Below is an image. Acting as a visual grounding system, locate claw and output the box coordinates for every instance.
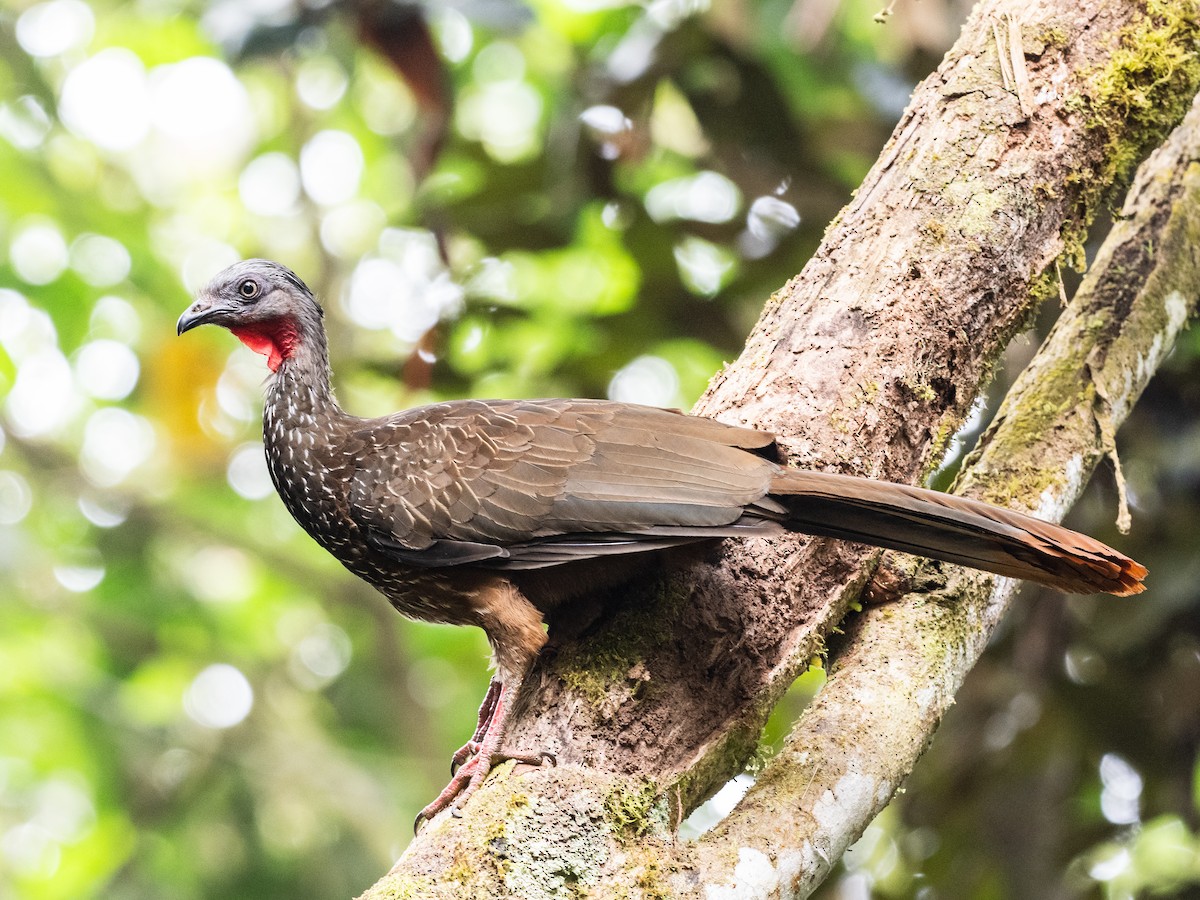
[450,740,481,776]
[417,678,554,826]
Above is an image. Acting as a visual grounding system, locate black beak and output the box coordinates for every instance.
[176,300,223,336]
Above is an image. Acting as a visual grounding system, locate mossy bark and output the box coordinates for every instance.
[361,2,1200,897]
[695,89,1200,900]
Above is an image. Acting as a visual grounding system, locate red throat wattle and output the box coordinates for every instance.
[229,319,299,372]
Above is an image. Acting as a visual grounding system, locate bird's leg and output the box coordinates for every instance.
[415,579,553,831]
[450,677,501,774]
[415,677,551,829]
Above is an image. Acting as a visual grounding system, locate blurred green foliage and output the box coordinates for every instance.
[0,1,1197,898]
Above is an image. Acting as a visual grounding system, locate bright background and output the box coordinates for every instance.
[1,0,1199,897]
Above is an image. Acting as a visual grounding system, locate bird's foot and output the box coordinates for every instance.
[449,740,480,774]
[415,749,554,833]
[415,675,555,833]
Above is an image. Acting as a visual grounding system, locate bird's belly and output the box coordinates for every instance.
[266,462,479,626]
[330,548,481,627]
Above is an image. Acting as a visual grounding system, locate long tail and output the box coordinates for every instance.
[768,470,1146,596]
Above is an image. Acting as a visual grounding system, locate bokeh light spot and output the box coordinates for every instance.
[11,221,69,285]
[0,823,61,879]
[457,81,543,163]
[431,7,473,63]
[238,152,301,217]
[747,195,801,240]
[673,236,736,297]
[75,339,140,400]
[184,545,257,603]
[608,355,679,407]
[1099,753,1142,825]
[181,241,240,293]
[300,130,363,206]
[77,493,129,528]
[184,664,254,729]
[70,234,131,287]
[473,41,525,83]
[0,471,34,525]
[16,0,95,58]
[89,296,142,343]
[30,776,96,843]
[81,407,156,487]
[0,95,53,150]
[1088,847,1131,882]
[226,443,274,500]
[53,564,105,593]
[580,104,632,135]
[296,56,348,110]
[145,57,255,186]
[319,200,386,259]
[289,623,352,690]
[59,48,151,151]
[645,171,741,224]
[343,230,464,342]
[5,347,77,437]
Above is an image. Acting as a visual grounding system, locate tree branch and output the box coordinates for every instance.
[361,1,1200,896]
[697,87,1200,900]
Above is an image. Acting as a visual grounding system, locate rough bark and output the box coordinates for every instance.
[362,1,1200,897]
[695,87,1200,900]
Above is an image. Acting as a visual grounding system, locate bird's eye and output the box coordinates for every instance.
[238,279,260,300]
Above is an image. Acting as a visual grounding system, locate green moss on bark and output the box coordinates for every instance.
[1087,0,1200,181]
[556,578,690,705]
[1063,0,1200,262]
[603,780,669,841]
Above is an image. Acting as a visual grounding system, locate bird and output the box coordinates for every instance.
[177,259,1147,826]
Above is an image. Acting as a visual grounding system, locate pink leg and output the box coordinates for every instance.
[414,680,551,831]
[450,678,501,774]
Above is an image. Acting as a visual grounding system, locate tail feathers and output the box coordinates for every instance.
[767,470,1147,597]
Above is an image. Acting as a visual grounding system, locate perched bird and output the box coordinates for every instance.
[177,259,1147,825]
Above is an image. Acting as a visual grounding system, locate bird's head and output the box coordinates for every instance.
[176,259,325,372]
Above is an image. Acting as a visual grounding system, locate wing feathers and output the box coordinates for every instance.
[348,399,779,565]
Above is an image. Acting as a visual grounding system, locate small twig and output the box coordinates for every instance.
[1056,260,1069,305]
[797,761,824,807]
[1006,13,1035,117]
[1090,374,1134,534]
[994,20,1014,90]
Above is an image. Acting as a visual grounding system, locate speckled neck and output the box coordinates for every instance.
[259,316,357,551]
[263,314,340,432]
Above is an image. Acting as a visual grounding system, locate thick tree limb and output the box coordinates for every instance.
[696,88,1200,900]
[362,1,1200,896]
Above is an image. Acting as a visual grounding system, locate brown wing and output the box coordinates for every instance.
[347,399,782,568]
